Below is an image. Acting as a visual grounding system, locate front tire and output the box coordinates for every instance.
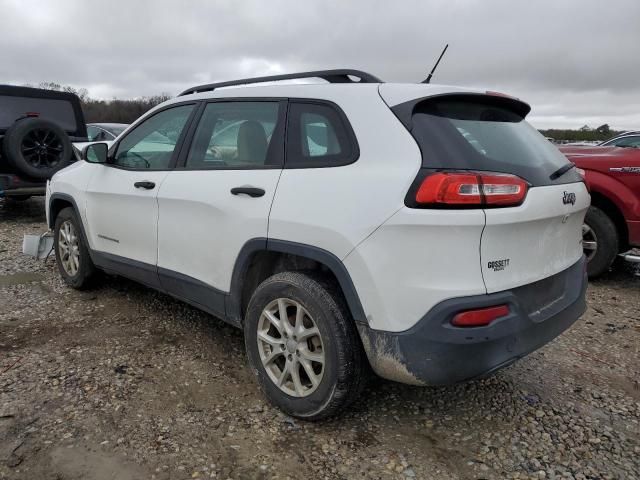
[54,207,97,289]
[244,271,366,420]
[583,206,619,278]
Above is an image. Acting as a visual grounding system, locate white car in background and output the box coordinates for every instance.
[87,123,129,142]
[598,131,640,148]
[46,69,589,419]
[72,123,128,159]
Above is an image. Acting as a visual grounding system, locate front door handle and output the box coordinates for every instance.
[230,187,265,198]
[134,181,156,190]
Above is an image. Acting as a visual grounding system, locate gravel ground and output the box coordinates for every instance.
[1,197,639,480]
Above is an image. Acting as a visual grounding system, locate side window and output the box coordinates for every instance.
[113,104,194,170]
[614,136,640,148]
[286,102,357,167]
[185,102,281,169]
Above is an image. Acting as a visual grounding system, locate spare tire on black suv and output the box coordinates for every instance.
[0,85,87,184]
[3,117,74,179]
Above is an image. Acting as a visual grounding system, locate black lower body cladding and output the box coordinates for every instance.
[358,256,588,385]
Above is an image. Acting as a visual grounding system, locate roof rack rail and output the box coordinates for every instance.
[178,69,383,96]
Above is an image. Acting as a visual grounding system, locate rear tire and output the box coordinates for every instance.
[54,207,97,289]
[583,206,619,278]
[244,271,366,420]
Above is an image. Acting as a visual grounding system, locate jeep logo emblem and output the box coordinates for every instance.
[563,191,576,205]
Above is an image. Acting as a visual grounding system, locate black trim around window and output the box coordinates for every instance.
[175,98,288,170]
[101,97,359,172]
[284,99,359,169]
[105,100,200,172]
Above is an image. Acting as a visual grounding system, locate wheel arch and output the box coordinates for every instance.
[227,239,367,327]
[589,191,629,251]
[48,193,94,255]
[48,193,77,229]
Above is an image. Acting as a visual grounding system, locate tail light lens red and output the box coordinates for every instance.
[451,304,510,327]
[415,172,528,207]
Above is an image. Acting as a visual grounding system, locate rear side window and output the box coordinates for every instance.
[404,96,581,186]
[185,101,283,169]
[0,95,77,132]
[286,102,357,167]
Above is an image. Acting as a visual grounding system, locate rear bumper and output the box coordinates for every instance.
[357,256,588,385]
[0,174,46,197]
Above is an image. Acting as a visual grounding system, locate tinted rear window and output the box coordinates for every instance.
[0,95,78,132]
[406,97,580,185]
[286,102,358,168]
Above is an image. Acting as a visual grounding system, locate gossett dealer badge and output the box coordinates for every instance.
[488,259,510,272]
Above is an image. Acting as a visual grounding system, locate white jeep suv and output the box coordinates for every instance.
[46,70,589,419]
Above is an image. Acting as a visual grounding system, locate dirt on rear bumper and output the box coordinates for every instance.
[358,256,588,385]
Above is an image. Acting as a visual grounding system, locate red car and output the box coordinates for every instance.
[560,145,640,277]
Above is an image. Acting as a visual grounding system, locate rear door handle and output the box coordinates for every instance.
[134,181,156,190]
[230,187,265,198]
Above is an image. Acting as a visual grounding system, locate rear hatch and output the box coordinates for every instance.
[383,86,589,293]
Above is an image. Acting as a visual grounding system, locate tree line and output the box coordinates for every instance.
[33,82,171,124]
[538,124,623,142]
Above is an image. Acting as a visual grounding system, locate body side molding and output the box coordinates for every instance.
[158,266,227,322]
[92,251,161,290]
[91,252,230,326]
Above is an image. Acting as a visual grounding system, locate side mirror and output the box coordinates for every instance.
[83,142,109,164]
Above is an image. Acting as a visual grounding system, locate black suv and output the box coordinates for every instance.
[0,85,87,199]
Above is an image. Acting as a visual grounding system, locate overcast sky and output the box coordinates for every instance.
[2,0,639,130]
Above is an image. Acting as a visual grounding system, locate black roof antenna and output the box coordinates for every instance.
[422,44,449,84]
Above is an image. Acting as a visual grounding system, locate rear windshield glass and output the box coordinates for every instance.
[0,95,78,132]
[407,97,580,186]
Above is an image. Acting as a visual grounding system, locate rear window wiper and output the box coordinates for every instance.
[549,162,576,180]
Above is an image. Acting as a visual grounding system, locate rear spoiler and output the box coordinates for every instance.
[390,93,531,132]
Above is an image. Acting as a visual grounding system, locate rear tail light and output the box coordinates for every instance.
[574,168,589,191]
[415,172,528,207]
[451,304,510,327]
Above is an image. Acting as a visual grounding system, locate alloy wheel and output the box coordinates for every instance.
[58,220,80,276]
[20,128,65,169]
[256,298,325,397]
[582,223,598,261]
